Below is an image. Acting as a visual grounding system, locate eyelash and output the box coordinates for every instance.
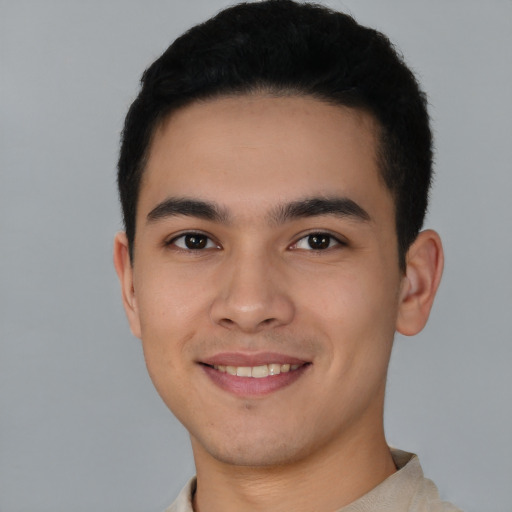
[165,232,219,251]
[165,231,346,252]
[291,232,346,251]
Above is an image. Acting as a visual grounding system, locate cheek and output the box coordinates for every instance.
[300,265,399,369]
[133,267,211,393]
[135,279,200,417]
[135,264,211,337]
[302,265,398,327]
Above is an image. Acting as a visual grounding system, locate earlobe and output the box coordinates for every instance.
[113,232,142,339]
[396,229,444,336]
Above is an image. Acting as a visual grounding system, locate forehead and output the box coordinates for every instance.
[138,94,391,223]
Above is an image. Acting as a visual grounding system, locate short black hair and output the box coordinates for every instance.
[118,0,432,269]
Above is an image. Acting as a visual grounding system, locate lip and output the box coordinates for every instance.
[201,363,309,397]
[199,352,311,398]
[201,351,308,367]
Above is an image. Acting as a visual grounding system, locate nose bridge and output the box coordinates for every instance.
[210,244,294,332]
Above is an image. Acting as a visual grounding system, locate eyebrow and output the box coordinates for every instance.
[146,197,229,224]
[146,196,371,225]
[270,197,371,224]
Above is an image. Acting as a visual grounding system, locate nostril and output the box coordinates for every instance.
[209,292,295,332]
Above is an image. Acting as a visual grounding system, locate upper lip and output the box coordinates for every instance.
[200,351,309,367]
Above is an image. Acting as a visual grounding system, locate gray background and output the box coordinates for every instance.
[1,1,511,511]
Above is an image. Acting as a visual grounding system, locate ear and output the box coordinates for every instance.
[396,229,444,336]
[113,232,142,339]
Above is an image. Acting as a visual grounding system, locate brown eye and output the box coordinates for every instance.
[171,233,217,250]
[307,234,331,250]
[292,232,343,251]
[184,234,208,249]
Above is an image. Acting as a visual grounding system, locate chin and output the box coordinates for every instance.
[210,444,301,468]
[192,428,313,468]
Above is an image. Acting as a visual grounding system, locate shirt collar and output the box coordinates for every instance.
[165,449,455,512]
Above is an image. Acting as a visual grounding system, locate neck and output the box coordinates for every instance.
[191,423,395,512]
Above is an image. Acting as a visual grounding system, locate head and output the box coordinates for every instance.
[118,0,432,270]
[114,0,443,475]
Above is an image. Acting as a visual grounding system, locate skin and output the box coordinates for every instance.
[114,95,443,512]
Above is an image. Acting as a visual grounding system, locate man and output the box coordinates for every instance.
[113,1,460,510]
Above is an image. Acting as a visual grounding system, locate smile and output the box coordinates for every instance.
[201,358,310,397]
[213,363,302,378]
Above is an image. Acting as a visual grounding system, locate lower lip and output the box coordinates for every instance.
[201,364,310,397]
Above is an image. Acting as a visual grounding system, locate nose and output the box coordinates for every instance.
[209,250,295,333]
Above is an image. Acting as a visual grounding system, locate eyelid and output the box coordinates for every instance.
[163,229,346,251]
[290,230,347,250]
[165,230,221,250]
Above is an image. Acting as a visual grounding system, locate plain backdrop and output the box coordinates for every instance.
[1,1,511,511]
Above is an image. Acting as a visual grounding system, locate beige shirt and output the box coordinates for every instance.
[165,449,462,512]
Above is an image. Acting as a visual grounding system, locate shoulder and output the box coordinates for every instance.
[393,449,463,512]
[164,477,196,512]
[339,449,463,512]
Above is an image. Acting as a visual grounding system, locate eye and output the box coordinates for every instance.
[168,233,218,250]
[292,232,343,251]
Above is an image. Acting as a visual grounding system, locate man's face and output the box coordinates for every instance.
[120,95,407,468]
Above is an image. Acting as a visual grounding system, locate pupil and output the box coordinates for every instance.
[185,234,207,249]
[308,234,330,249]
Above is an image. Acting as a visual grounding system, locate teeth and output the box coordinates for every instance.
[226,366,237,375]
[251,365,269,378]
[213,363,303,377]
[268,363,281,375]
[236,366,252,377]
